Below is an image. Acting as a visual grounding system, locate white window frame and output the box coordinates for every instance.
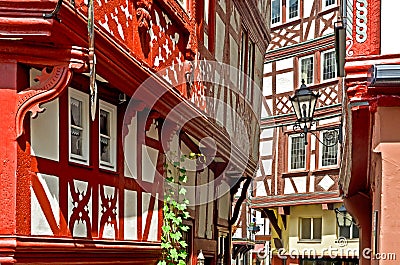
[271,0,282,25]
[321,49,337,81]
[338,219,359,240]
[99,100,117,171]
[300,217,322,241]
[322,0,336,9]
[299,55,314,85]
[68,88,89,165]
[286,0,299,21]
[288,134,306,171]
[318,130,339,168]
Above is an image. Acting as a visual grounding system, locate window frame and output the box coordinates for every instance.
[99,100,117,171]
[323,0,336,9]
[68,88,90,165]
[299,217,322,241]
[321,49,337,81]
[319,130,339,168]
[288,134,307,171]
[338,218,359,240]
[299,54,314,85]
[271,0,282,25]
[287,0,300,21]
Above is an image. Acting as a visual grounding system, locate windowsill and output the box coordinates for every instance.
[319,5,339,16]
[298,239,322,243]
[99,166,119,175]
[335,238,359,243]
[282,170,309,178]
[68,160,92,169]
[311,167,339,175]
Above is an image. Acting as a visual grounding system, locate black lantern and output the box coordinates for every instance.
[290,80,320,124]
[335,205,352,228]
[289,80,340,146]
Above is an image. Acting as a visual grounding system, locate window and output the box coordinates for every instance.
[246,40,255,102]
[321,130,339,167]
[322,50,336,80]
[339,222,359,239]
[69,88,89,165]
[99,100,117,171]
[288,0,299,20]
[271,0,281,24]
[300,217,322,240]
[289,135,306,170]
[300,55,314,84]
[324,0,336,8]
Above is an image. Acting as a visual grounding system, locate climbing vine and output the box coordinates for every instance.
[158,153,202,265]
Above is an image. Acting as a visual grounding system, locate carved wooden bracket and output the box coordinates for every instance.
[16,65,73,138]
[136,0,153,30]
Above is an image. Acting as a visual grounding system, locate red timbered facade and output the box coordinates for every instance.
[249,1,359,265]
[0,0,269,264]
[339,0,400,264]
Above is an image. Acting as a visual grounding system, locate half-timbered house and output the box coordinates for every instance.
[339,1,400,264]
[0,0,269,264]
[250,1,359,264]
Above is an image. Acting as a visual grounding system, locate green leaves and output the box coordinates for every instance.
[159,154,201,264]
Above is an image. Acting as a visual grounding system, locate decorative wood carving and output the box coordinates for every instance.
[68,181,92,238]
[99,186,118,238]
[136,0,153,30]
[16,65,73,138]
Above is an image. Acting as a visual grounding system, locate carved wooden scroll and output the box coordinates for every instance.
[16,65,73,138]
[136,0,153,30]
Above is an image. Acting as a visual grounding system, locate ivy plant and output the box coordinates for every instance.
[158,153,202,265]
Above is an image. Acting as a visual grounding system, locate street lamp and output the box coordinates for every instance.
[197,249,205,265]
[289,80,340,146]
[335,205,353,227]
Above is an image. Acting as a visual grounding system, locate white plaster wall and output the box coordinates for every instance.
[230,6,240,32]
[276,58,293,71]
[381,1,400,54]
[206,170,214,239]
[30,98,59,161]
[124,190,138,240]
[217,181,230,220]
[263,76,272,96]
[284,178,296,194]
[303,0,313,19]
[196,170,208,237]
[142,192,159,241]
[276,71,294,94]
[292,176,307,193]
[31,173,59,235]
[255,180,268,196]
[124,115,137,179]
[260,141,273,156]
[262,159,272,175]
[142,145,158,183]
[215,13,225,62]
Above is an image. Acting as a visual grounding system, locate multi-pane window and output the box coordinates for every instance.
[300,55,314,84]
[300,217,322,240]
[246,40,255,102]
[322,50,336,80]
[339,216,359,239]
[271,0,281,24]
[288,0,299,19]
[290,135,306,170]
[99,100,117,171]
[69,88,89,165]
[321,131,338,167]
[325,0,335,7]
